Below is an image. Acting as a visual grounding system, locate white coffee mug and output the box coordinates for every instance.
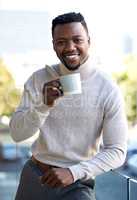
[60,73,82,95]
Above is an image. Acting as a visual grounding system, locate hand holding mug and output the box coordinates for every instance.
[43,79,63,107]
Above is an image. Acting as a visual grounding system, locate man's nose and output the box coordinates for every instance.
[65,40,76,51]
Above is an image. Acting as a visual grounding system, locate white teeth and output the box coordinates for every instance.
[66,55,78,58]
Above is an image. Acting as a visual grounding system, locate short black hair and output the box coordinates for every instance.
[52,12,89,36]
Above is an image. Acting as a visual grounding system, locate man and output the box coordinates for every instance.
[10,12,128,200]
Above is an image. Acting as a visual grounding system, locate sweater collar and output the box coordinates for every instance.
[59,55,97,80]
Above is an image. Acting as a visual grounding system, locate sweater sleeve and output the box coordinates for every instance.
[69,87,128,182]
[10,72,51,142]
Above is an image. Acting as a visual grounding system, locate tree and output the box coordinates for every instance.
[113,54,137,125]
[0,58,21,116]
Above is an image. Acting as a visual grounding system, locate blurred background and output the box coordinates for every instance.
[0,0,137,199]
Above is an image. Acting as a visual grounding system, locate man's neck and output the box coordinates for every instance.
[59,55,97,80]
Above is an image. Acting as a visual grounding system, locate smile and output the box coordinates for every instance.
[65,54,79,59]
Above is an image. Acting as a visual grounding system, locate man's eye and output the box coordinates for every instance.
[74,38,84,44]
[56,41,66,46]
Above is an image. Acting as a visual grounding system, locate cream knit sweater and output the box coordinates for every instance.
[10,57,128,181]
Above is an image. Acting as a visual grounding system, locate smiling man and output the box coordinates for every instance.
[52,21,90,70]
[10,12,128,200]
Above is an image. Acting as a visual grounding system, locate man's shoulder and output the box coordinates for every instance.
[24,64,59,87]
[32,66,46,77]
[95,68,118,90]
[92,68,121,99]
[31,64,60,79]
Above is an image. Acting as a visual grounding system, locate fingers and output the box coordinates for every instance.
[44,79,63,93]
[43,79,63,106]
[40,168,63,188]
[40,169,51,184]
[47,79,61,88]
[46,86,63,97]
[40,168,74,188]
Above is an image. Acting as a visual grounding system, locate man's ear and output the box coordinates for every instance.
[88,36,91,45]
[52,40,56,51]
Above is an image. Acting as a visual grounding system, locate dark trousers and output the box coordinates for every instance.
[15,159,96,200]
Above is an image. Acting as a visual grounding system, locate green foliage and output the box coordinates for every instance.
[0,58,21,116]
[113,54,137,125]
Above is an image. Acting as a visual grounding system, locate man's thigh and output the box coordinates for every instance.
[60,179,96,200]
[15,160,59,200]
[15,160,96,200]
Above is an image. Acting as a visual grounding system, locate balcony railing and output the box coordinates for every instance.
[96,170,137,200]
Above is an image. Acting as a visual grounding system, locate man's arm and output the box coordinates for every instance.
[68,87,128,182]
[10,73,51,142]
[10,71,63,142]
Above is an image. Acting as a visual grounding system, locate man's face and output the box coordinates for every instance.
[52,22,90,71]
